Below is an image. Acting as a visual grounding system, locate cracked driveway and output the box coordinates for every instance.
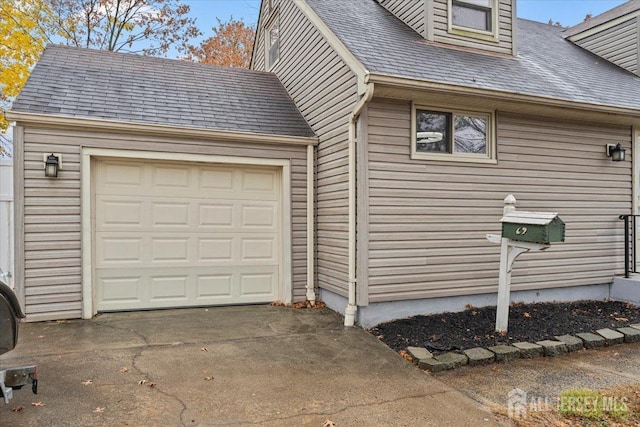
[0,306,498,426]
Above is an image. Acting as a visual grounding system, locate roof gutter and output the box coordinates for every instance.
[345,82,374,327]
[5,111,319,146]
[365,73,640,118]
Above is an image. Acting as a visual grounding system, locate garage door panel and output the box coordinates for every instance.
[100,162,145,189]
[199,169,234,190]
[96,237,142,265]
[199,204,235,228]
[151,238,190,262]
[197,274,233,299]
[241,238,277,261]
[98,276,143,307]
[149,275,189,302]
[240,272,277,297]
[95,160,282,311]
[198,239,233,261]
[151,202,191,227]
[152,165,191,189]
[242,170,277,192]
[97,199,144,227]
[241,204,277,229]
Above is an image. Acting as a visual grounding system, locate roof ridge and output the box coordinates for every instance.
[43,44,279,77]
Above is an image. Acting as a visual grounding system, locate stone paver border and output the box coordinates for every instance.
[405,325,640,372]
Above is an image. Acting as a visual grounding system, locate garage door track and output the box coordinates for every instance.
[0,306,498,426]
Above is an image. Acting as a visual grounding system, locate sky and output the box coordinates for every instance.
[187,0,629,41]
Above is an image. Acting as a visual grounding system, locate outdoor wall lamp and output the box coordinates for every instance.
[606,143,626,162]
[44,153,61,177]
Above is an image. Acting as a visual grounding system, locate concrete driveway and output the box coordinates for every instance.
[0,306,498,426]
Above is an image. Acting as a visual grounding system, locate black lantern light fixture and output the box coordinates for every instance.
[606,143,626,162]
[44,153,59,177]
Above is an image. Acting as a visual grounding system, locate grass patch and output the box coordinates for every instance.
[558,388,628,422]
[493,383,640,427]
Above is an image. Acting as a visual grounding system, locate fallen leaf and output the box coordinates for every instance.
[37,335,46,339]
[93,407,105,413]
[138,379,148,385]
[147,382,156,388]
[491,366,500,373]
[615,317,629,322]
[120,367,129,373]
[270,301,285,307]
[204,376,214,381]
[11,406,24,412]
[323,420,336,427]
[82,379,93,386]
[201,347,208,352]
[523,312,531,318]
[31,402,46,407]
[398,350,413,362]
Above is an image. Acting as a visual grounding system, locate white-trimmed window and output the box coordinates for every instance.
[412,105,496,163]
[448,0,498,40]
[265,13,280,70]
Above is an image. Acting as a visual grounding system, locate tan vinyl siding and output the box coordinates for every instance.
[574,18,638,75]
[366,99,631,303]
[253,23,266,71]
[433,0,513,54]
[254,1,358,296]
[378,0,425,37]
[20,126,309,321]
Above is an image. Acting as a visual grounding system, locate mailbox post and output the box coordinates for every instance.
[487,195,565,332]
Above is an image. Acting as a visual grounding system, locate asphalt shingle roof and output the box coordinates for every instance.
[306,0,640,111]
[12,45,315,138]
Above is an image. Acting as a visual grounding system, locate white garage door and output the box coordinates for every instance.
[94,159,281,311]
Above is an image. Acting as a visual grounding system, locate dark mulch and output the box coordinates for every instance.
[369,300,640,355]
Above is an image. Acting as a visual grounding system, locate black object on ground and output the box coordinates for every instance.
[369,300,640,355]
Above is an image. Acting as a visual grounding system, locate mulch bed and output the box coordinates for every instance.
[369,300,640,355]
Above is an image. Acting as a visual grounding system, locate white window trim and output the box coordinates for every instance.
[447,0,499,42]
[411,103,497,164]
[265,10,280,71]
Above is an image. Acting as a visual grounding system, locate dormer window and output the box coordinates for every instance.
[266,13,280,70]
[448,0,498,41]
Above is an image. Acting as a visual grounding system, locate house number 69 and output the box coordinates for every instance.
[516,227,528,235]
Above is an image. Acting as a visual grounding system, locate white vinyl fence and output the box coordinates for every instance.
[0,159,13,288]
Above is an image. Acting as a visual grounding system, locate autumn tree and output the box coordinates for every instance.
[0,0,55,132]
[48,0,201,56]
[188,17,255,68]
[0,0,201,150]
